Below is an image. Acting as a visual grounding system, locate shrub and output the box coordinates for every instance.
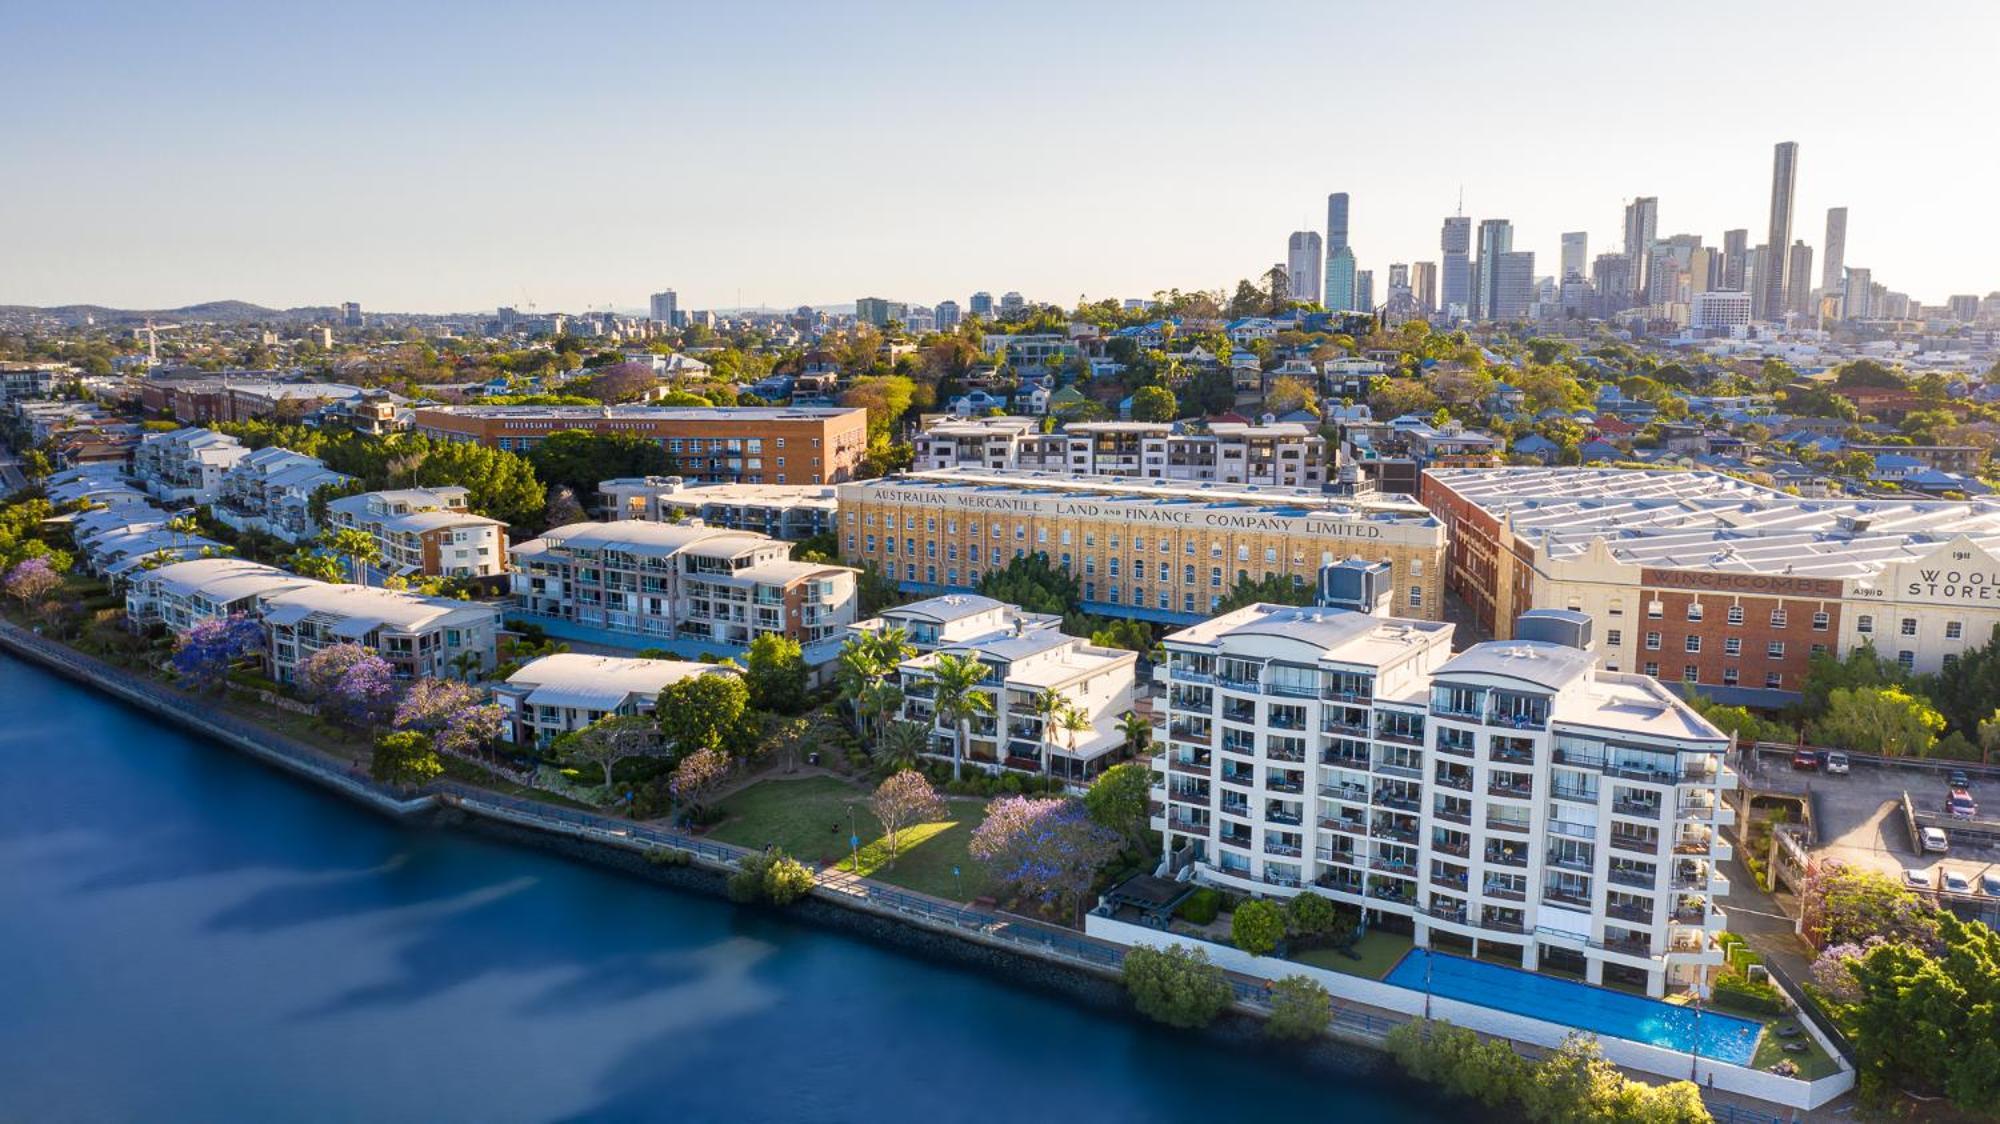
[645,847,691,867]
[1712,971,1784,1016]
[728,848,817,905]
[1121,944,1232,1029]
[1265,975,1331,1041]
[1176,888,1223,925]
[1231,899,1286,957]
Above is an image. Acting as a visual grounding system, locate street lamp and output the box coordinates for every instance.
[846,803,860,874]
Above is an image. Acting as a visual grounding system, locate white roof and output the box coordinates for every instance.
[138,558,312,604]
[502,653,734,711]
[257,583,496,633]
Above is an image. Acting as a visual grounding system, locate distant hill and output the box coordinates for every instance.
[0,301,339,326]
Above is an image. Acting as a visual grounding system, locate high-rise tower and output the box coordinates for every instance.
[1440,215,1472,317]
[1622,197,1658,303]
[1821,207,1848,295]
[1473,219,1513,320]
[1287,231,1323,305]
[1761,142,1799,320]
[1560,232,1588,280]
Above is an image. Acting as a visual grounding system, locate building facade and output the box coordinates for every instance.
[837,470,1446,623]
[597,476,838,541]
[324,487,507,578]
[914,418,1328,488]
[1154,604,1733,996]
[411,405,869,486]
[211,447,352,543]
[132,427,251,504]
[492,653,737,747]
[260,583,499,683]
[509,521,857,651]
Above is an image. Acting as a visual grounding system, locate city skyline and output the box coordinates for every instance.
[6,1,1997,313]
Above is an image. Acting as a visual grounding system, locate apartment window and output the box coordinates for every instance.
[1606,629,1622,647]
[1898,650,1916,671]
[1724,637,1741,656]
[1811,643,1828,655]
[1409,586,1423,608]
[1684,636,1701,653]
[1688,603,1705,622]
[1647,601,1663,620]
[1684,666,1699,683]
[1900,618,1917,637]
[1723,668,1739,686]
[1210,567,1222,588]
[1765,672,1783,689]
[1812,611,1829,631]
[884,515,896,530]
[1857,614,1873,634]
[1184,564,1195,583]
[1236,545,1249,562]
[1766,642,1785,658]
[1724,605,1742,625]
[1060,529,1072,545]
[776,438,785,448]
[1644,662,1659,678]
[1770,608,1788,629]
[1036,528,1048,544]
[1947,621,1964,640]
[1644,632,1661,650]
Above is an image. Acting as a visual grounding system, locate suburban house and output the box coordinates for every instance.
[490,653,739,747]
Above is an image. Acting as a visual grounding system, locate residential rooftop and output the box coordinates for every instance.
[863,468,1434,519]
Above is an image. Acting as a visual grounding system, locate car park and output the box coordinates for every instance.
[1943,869,1972,895]
[1791,749,1820,770]
[1921,826,1950,853]
[1823,752,1850,775]
[1982,872,2000,897]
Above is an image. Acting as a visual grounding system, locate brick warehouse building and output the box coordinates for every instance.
[837,468,1448,625]
[1421,466,2000,708]
[411,405,869,486]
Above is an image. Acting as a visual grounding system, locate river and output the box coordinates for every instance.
[0,653,1447,1122]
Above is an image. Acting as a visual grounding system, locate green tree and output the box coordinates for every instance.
[977,551,1080,616]
[1214,572,1313,615]
[1797,644,1906,716]
[1083,762,1153,851]
[1284,891,1341,943]
[1230,899,1287,956]
[1117,709,1152,757]
[562,713,668,791]
[1130,385,1177,422]
[1808,686,1945,756]
[873,719,931,773]
[371,729,444,787]
[1683,692,1793,745]
[1382,1020,1530,1110]
[656,673,751,755]
[526,429,670,506]
[1264,975,1331,1041]
[318,526,382,584]
[927,652,993,781]
[1522,1034,1630,1123]
[728,847,816,905]
[1120,944,1232,1029]
[744,634,808,714]
[1088,617,1152,653]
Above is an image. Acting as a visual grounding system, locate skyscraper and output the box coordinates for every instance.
[1722,230,1749,292]
[1560,232,1588,280]
[1761,142,1800,321]
[1492,252,1536,320]
[649,290,678,324]
[1387,263,1410,292]
[855,297,891,327]
[1324,247,1358,311]
[1787,241,1815,315]
[935,300,961,331]
[968,291,993,317]
[1287,231,1323,305]
[1473,219,1512,320]
[1325,193,1350,253]
[1411,262,1438,312]
[1439,216,1472,317]
[1821,207,1848,295]
[1622,197,1658,302]
[1354,270,1375,312]
[340,301,362,327]
[1843,267,1872,320]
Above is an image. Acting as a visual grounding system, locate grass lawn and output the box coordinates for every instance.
[707,775,990,902]
[1291,929,1415,980]
[1741,1013,1841,1080]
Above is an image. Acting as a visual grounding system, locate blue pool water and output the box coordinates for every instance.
[1383,950,1762,1065]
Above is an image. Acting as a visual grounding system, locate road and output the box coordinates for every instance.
[0,442,28,495]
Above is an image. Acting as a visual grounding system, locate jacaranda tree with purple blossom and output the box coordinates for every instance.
[5,556,62,613]
[298,642,396,727]
[170,614,267,692]
[392,676,507,762]
[968,794,1120,924]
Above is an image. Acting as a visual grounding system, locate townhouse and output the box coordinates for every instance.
[132,427,250,504]
[1154,604,1733,997]
[914,417,1327,488]
[259,583,499,683]
[325,487,507,579]
[490,653,739,747]
[509,521,857,651]
[211,447,353,543]
[124,557,311,632]
[598,476,838,542]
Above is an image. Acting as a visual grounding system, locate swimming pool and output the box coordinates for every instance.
[1382,950,1762,1066]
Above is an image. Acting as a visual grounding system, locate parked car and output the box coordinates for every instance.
[1790,748,1820,770]
[1921,826,1950,853]
[1823,752,1850,775]
[1943,869,1973,895]
[1981,872,2000,896]
[1949,769,1972,789]
[1905,868,1934,889]
[1948,788,1978,819]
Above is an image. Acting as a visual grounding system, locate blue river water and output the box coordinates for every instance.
[0,654,1447,1123]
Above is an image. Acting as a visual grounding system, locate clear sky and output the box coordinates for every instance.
[7,0,1997,314]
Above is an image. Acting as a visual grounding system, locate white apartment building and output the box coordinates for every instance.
[1690,291,1753,334]
[132,427,251,504]
[878,598,1138,782]
[260,583,499,683]
[510,521,857,651]
[325,487,506,579]
[598,476,839,542]
[845,593,1061,653]
[211,447,353,543]
[914,417,1327,488]
[124,557,312,632]
[1155,604,1733,997]
[490,653,739,747]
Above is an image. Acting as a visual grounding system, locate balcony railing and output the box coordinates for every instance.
[1598,936,1653,958]
[1607,901,1653,923]
[1541,888,1592,910]
[1374,792,1420,812]
[1264,842,1304,858]
[1487,781,1534,801]
[1321,748,1370,768]
[1371,824,1419,845]
[1485,816,1531,835]
[1319,817,1367,835]
[1613,799,1663,819]
[1375,728,1424,747]
[1480,914,1528,935]
[1261,872,1303,889]
[1484,848,1528,868]
[1426,903,1469,924]
[1268,777,1305,795]
[1434,806,1472,826]
[1373,760,1423,780]
[1433,838,1471,858]
[1317,849,1356,867]
[1609,868,1657,889]
[1436,772,1473,792]
[1436,739,1475,759]
[1609,833,1659,854]
[1267,809,1305,827]
[1169,755,1212,775]
[1673,836,1714,854]
[1319,782,1368,803]
[1267,745,1306,764]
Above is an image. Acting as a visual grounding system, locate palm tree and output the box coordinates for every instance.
[858,679,905,744]
[834,641,883,737]
[874,720,929,773]
[1052,699,1092,781]
[1118,709,1152,759]
[449,648,485,683]
[865,626,914,670]
[927,652,993,782]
